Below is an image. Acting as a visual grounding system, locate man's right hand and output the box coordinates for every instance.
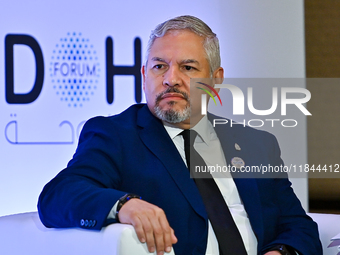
[118,198,178,255]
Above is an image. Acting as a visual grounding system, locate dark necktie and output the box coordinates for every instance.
[181,129,247,255]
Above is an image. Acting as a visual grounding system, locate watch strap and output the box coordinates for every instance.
[116,193,142,222]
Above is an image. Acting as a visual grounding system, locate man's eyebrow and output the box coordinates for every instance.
[150,58,199,65]
[181,59,200,65]
[151,57,166,62]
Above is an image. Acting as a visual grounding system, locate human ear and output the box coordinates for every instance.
[141,65,146,91]
[212,67,224,93]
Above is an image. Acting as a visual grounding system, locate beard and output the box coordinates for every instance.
[154,87,191,123]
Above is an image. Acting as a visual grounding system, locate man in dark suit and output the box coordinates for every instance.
[38,15,322,255]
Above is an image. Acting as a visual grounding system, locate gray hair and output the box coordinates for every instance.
[145,15,221,74]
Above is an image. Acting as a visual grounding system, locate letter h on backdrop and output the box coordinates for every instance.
[106,37,142,104]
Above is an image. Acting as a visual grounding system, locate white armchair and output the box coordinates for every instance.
[0,211,175,255]
[0,211,339,255]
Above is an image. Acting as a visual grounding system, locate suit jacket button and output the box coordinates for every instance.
[85,220,89,226]
[80,219,85,226]
[92,220,96,227]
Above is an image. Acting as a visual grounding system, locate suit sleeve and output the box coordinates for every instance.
[38,117,127,230]
[260,134,322,255]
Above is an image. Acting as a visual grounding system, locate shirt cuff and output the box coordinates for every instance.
[107,200,119,219]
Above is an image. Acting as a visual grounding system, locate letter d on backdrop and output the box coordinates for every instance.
[5,34,44,104]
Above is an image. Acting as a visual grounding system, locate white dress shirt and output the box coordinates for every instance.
[164,115,257,255]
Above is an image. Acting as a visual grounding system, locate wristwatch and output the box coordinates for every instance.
[116,193,142,222]
[266,244,292,255]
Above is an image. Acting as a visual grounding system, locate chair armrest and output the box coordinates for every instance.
[308,212,340,255]
[0,211,175,255]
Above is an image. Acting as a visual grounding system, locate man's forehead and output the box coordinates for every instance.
[150,29,204,49]
[147,31,205,63]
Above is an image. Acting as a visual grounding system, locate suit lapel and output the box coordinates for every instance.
[136,106,208,219]
[209,114,264,247]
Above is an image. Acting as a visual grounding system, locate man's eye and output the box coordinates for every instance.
[184,66,195,71]
[153,64,164,69]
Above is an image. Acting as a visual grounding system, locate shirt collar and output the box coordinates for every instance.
[191,115,211,145]
[163,115,213,145]
[163,124,183,140]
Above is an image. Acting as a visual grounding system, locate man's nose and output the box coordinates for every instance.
[163,66,182,87]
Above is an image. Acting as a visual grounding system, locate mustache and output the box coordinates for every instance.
[155,87,189,103]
